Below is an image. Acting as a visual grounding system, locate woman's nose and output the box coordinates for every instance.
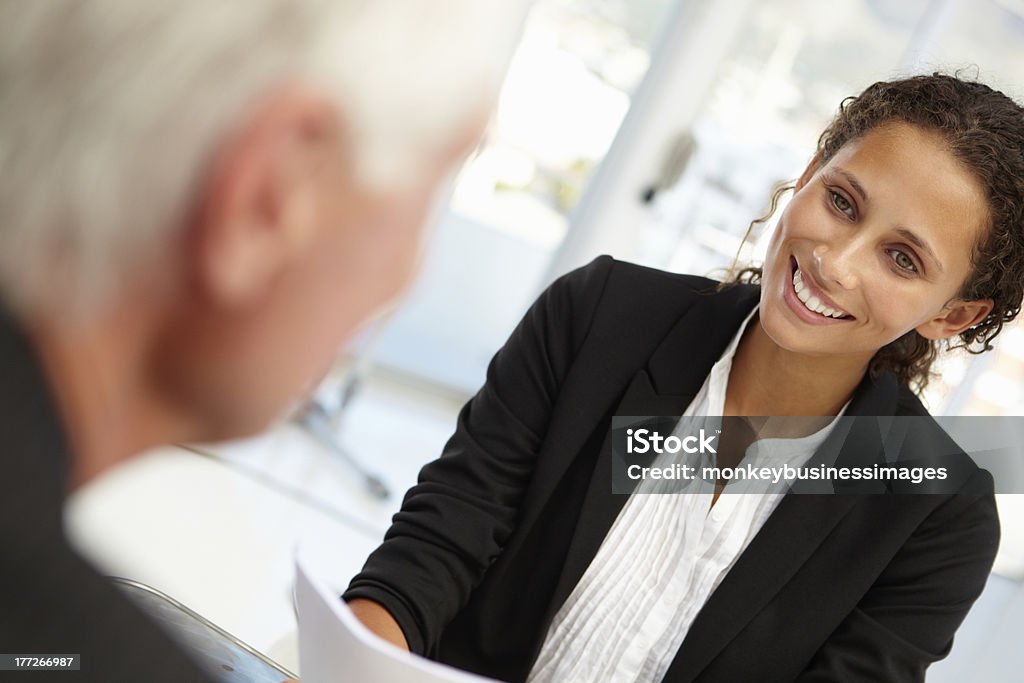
[812,244,859,290]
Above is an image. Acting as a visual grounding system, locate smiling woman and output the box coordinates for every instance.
[345,74,1024,683]
[739,121,995,417]
[733,75,1024,396]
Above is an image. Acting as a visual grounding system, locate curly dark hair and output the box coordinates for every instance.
[731,73,1024,394]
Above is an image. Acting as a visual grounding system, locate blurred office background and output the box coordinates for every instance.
[67,0,1024,679]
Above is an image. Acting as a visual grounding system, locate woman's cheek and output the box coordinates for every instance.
[869,293,913,341]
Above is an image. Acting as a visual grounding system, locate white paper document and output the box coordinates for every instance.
[295,556,503,683]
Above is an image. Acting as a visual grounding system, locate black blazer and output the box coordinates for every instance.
[345,256,1000,682]
[0,308,215,682]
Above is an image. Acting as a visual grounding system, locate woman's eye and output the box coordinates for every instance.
[888,249,918,273]
[829,190,854,218]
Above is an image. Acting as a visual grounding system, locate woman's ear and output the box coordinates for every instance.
[916,298,994,340]
[794,151,824,192]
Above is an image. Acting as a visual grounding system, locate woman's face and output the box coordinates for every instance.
[759,122,992,365]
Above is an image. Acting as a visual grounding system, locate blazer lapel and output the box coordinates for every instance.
[537,283,763,639]
[515,281,756,545]
[541,369,694,625]
[661,495,859,682]
[646,282,761,396]
[662,371,901,682]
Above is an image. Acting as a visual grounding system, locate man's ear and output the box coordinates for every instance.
[916,298,994,340]
[189,86,342,308]
[794,151,824,192]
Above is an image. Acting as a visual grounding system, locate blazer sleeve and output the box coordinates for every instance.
[796,470,1001,682]
[343,255,615,655]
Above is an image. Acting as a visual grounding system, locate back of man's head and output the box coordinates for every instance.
[0,1,528,479]
[0,0,525,319]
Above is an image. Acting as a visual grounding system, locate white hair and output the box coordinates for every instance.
[0,0,528,320]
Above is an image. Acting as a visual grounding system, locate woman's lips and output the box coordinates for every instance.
[785,256,854,325]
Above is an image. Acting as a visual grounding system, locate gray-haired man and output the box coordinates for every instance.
[0,1,527,679]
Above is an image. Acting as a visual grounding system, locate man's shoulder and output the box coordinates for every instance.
[0,528,216,681]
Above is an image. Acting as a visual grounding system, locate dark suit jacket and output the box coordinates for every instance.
[345,256,1000,682]
[0,308,216,681]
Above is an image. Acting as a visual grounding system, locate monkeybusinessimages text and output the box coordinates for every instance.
[624,428,950,485]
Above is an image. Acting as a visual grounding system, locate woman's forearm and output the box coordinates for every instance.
[347,598,409,651]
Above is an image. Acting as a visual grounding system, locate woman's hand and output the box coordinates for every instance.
[347,598,409,651]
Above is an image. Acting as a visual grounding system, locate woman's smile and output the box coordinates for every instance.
[784,255,853,325]
[759,121,990,363]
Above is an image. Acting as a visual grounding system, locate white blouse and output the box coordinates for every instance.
[527,308,847,683]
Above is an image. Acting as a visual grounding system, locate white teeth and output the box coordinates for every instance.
[791,267,848,319]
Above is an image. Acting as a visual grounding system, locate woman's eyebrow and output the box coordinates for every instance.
[828,167,943,274]
[833,167,869,202]
[895,227,943,274]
